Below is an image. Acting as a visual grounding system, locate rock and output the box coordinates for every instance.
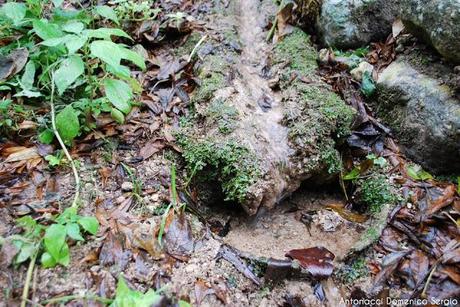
[350,61,374,81]
[178,24,355,214]
[317,0,400,49]
[121,181,133,192]
[374,59,460,174]
[399,0,460,63]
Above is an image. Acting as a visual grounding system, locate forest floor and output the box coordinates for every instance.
[0,0,459,306]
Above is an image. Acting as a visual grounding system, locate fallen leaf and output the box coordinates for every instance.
[0,48,29,81]
[326,203,369,223]
[4,147,40,162]
[392,19,405,38]
[164,213,194,261]
[285,247,335,279]
[139,139,165,160]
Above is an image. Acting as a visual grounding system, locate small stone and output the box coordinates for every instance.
[121,181,133,192]
[454,66,460,74]
[350,61,373,81]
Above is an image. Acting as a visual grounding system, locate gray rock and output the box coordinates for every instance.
[374,59,460,174]
[317,0,400,49]
[399,0,460,63]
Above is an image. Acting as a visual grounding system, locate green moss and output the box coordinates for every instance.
[337,257,369,284]
[192,72,226,104]
[274,28,318,81]
[358,174,397,214]
[206,99,239,134]
[174,32,203,57]
[176,133,260,203]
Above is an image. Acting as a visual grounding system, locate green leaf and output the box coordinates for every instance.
[66,223,84,241]
[15,243,37,264]
[63,21,85,34]
[406,165,420,180]
[57,243,70,266]
[78,216,99,235]
[90,40,122,67]
[1,2,26,26]
[54,55,85,95]
[95,6,119,25]
[85,28,131,40]
[52,0,65,7]
[56,105,80,144]
[44,224,66,261]
[21,61,36,90]
[38,129,55,144]
[178,301,192,307]
[65,34,88,54]
[119,47,146,70]
[41,252,57,268]
[343,167,360,180]
[457,177,460,195]
[418,170,433,181]
[111,275,161,307]
[103,78,132,114]
[111,107,125,124]
[361,71,376,97]
[33,19,64,40]
[45,154,61,166]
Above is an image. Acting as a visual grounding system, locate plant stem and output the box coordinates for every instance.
[41,294,113,305]
[50,74,81,208]
[20,251,37,307]
[187,35,208,63]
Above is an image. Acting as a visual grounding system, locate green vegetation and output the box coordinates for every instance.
[337,257,369,284]
[177,134,260,203]
[274,29,355,175]
[0,0,146,145]
[192,72,226,104]
[358,174,397,214]
[5,208,98,268]
[206,99,239,134]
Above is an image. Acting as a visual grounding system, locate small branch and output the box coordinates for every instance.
[41,294,112,305]
[20,251,37,307]
[421,262,438,298]
[50,74,81,208]
[187,34,208,63]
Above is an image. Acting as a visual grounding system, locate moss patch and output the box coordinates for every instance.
[274,29,355,175]
[206,99,239,134]
[176,133,260,203]
[357,173,397,214]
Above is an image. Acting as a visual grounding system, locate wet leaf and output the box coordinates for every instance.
[164,213,194,260]
[139,139,165,160]
[326,203,369,223]
[285,247,335,279]
[427,185,456,216]
[0,48,29,81]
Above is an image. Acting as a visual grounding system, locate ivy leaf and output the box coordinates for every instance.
[41,252,57,268]
[66,223,84,241]
[44,224,66,261]
[1,2,26,26]
[361,71,376,97]
[54,55,85,95]
[33,19,64,40]
[56,105,80,144]
[78,216,99,235]
[95,6,119,25]
[103,78,132,114]
[90,40,122,68]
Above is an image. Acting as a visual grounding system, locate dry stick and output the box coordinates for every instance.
[20,251,37,307]
[187,34,208,63]
[50,74,81,209]
[422,261,438,298]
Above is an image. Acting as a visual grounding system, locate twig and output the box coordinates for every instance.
[50,73,81,208]
[421,262,438,298]
[187,34,208,63]
[20,251,37,307]
[41,294,112,305]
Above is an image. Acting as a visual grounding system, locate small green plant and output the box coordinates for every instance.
[206,99,239,134]
[359,174,396,214]
[110,0,161,22]
[406,164,433,181]
[0,1,146,145]
[8,208,99,268]
[337,257,369,284]
[121,162,143,202]
[110,274,162,307]
[361,71,376,97]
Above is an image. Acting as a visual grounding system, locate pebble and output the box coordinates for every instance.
[121,181,133,191]
[350,61,374,81]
